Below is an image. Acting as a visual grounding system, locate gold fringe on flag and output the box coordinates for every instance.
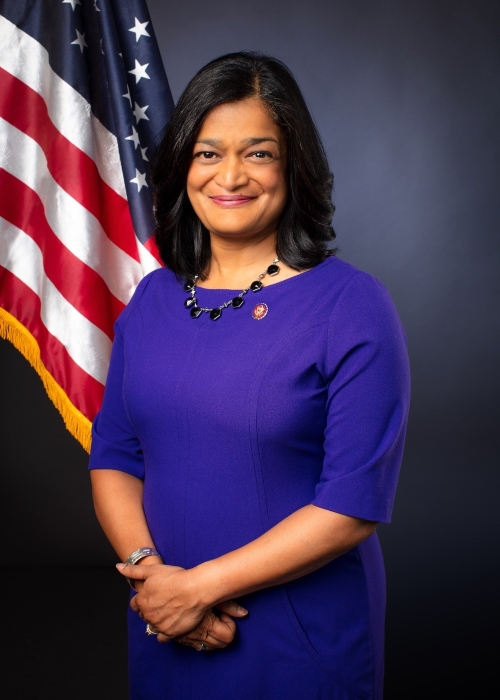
[0,307,92,453]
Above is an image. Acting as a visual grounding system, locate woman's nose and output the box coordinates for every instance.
[214,155,249,189]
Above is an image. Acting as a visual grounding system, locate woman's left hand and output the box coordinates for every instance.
[117,562,209,640]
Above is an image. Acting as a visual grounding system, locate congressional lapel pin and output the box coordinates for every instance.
[252,302,268,320]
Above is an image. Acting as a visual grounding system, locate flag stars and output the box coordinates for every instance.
[129,18,150,42]
[130,169,148,192]
[122,86,133,108]
[125,126,141,149]
[62,0,81,11]
[93,0,101,10]
[71,29,88,53]
[133,102,150,123]
[128,59,150,84]
[141,147,149,162]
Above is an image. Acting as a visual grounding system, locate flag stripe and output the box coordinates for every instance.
[0,118,143,305]
[142,235,163,265]
[138,239,163,274]
[0,15,127,200]
[0,67,141,263]
[0,218,111,385]
[0,269,104,420]
[0,168,124,340]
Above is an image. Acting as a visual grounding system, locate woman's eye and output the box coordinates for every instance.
[193,151,219,160]
[248,151,274,162]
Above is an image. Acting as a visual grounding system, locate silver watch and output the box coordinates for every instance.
[125,547,163,588]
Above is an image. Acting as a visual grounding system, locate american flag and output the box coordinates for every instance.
[0,0,173,452]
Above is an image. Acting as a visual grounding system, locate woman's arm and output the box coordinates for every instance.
[120,505,376,641]
[91,469,248,649]
[198,505,376,601]
[90,469,160,565]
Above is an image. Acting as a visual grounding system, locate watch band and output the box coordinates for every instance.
[125,547,163,588]
[125,547,163,566]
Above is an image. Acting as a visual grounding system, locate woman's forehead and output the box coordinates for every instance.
[196,99,282,143]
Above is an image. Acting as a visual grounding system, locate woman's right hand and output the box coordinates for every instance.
[173,600,248,651]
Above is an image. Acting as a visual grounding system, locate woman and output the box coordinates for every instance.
[89,52,410,700]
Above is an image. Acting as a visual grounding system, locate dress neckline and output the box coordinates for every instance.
[193,255,337,295]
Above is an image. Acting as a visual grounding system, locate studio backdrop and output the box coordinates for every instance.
[0,0,498,692]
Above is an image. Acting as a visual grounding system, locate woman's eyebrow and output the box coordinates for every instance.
[195,138,222,146]
[194,137,280,147]
[243,137,279,146]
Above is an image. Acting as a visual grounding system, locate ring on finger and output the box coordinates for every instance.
[146,623,160,636]
[196,642,208,651]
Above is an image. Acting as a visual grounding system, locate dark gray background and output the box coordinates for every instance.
[1,0,498,696]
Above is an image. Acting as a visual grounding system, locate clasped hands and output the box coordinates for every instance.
[117,562,247,652]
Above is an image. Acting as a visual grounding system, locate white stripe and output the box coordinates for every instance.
[0,218,110,385]
[0,119,143,305]
[0,15,127,200]
[138,240,162,275]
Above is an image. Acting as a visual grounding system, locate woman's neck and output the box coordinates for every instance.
[198,234,278,290]
[196,231,305,290]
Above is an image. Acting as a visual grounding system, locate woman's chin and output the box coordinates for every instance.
[203,216,280,242]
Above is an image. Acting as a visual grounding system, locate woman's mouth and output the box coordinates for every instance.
[209,195,257,207]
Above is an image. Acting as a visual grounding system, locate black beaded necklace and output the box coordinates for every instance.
[183,258,280,321]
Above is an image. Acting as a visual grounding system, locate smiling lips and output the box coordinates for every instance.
[209,195,257,207]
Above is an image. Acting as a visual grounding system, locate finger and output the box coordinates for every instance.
[219,612,236,624]
[216,600,249,618]
[116,563,152,581]
[207,616,236,643]
[157,633,173,644]
[176,633,220,650]
[185,616,236,646]
[129,592,142,613]
[129,596,148,618]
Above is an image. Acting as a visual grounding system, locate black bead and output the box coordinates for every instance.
[210,308,222,321]
[267,264,280,276]
[190,306,202,318]
[184,281,195,292]
[250,280,263,292]
[232,296,245,308]
[184,297,196,308]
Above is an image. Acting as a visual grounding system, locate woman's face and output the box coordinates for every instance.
[186,98,287,243]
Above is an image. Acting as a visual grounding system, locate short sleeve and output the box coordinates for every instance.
[311,273,410,523]
[87,275,155,479]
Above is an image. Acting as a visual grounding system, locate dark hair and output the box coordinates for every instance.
[152,52,336,280]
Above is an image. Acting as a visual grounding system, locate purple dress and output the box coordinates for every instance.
[89,255,410,700]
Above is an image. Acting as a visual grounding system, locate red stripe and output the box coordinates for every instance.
[0,269,104,422]
[143,235,164,265]
[0,67,140,263]
[0,169,124,340]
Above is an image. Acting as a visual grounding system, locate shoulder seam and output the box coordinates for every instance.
[325,270,384,371]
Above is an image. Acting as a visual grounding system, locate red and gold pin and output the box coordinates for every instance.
[252,303,268,320]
